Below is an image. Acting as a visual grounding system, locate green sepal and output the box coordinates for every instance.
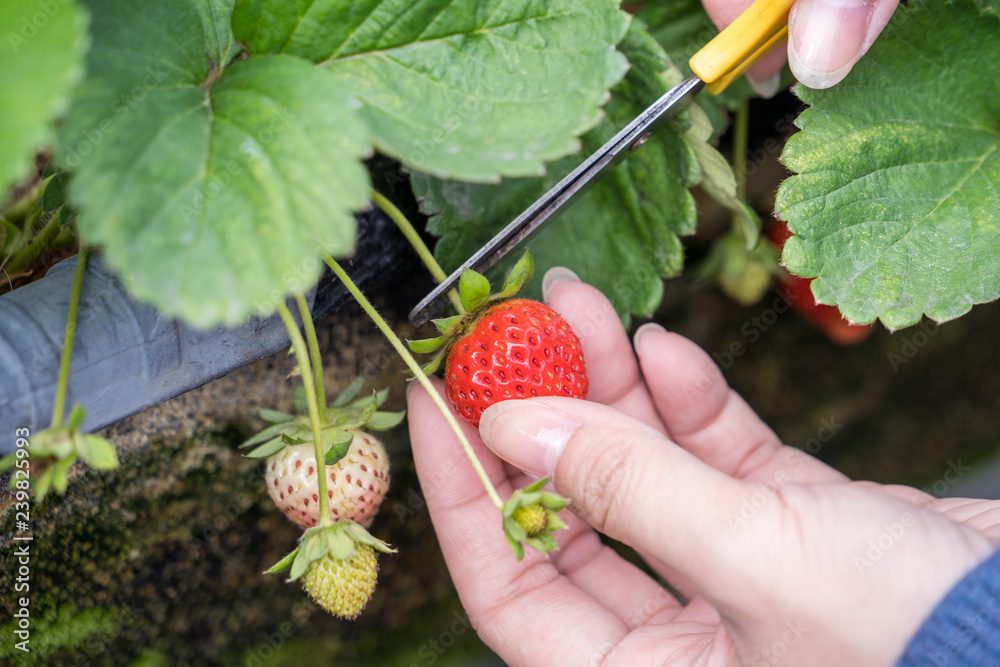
[281,432,308,446]
[359,392,379,424]
[66,404,86,431]
[347,388,388,411]
[240,421,292,449]
[324,527,356,560]
[34,464,57,504]
[285,521,395,582]
[77,435,119,470]
[51,454,76,494]
[459,269,491,312]
[408,336,445,354]
[364,411,406,431]
[498,251,535,299]
[433,315,463,336]
[259,409,295,424]
[244,437,288,460]
[420,348,449,376]
[265,545,301,575]
[322,429,355,465]
[331,376,366,408]
[501,477,569,560]
[0,451,16,473]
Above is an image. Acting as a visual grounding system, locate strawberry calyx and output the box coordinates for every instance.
[0,404,118,502]
[241,377,404,465]
[407,250,535,375]
[501,477,568,560]
[266,519,395,582]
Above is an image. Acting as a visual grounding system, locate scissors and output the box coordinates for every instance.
[409,0,793,327]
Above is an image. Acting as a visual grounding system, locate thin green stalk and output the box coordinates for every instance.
[276,301,334,528]
[295,293,327,424]
[370,189,465,316]
[321,252,504,510]
[5,209,62,276]
[733,99,749,206]
[51,243,87,428]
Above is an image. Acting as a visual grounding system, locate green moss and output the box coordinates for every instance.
[0,605,119,665]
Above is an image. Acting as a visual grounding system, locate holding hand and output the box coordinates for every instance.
[407,269,999,666]
[703,0,902,92]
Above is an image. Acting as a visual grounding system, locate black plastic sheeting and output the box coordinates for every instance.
[0,206,415,453]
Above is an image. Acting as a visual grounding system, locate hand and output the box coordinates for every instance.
[702,0,901,92]
[406,268,999,666]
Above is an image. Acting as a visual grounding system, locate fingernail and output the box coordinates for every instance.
[747,72,781,99]
[479,401,579,477]
[542,266,579,302]
[633,322,667,354]
[788,0,874,89]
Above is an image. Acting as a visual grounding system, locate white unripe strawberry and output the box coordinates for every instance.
[265,430,389,529]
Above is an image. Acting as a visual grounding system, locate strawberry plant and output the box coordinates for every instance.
[3,0,1000,649]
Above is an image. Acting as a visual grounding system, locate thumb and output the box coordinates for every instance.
[479,397,743,579]
[787,0,900,89]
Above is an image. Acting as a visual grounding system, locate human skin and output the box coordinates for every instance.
[407,269,1000,666]
[703,0,902,92]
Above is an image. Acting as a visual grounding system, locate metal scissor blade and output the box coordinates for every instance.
[408,76,705,327]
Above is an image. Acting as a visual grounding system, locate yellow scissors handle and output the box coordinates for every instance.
[689,0,795,95]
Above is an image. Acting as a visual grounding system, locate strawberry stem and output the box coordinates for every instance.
[321,253,504,511]
[295,293,327,425]
[276,300,335,528]
[733,99,749,218]
[51,243,88,429]
[370,189,465,317]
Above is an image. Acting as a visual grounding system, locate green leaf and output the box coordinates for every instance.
[0,452,15,473]
[77,435,118,470]
[0,0,87,192]
[244,437,287,460]
[35,462,57,503]
[775,0,1000,329]
[414,20,700,323]
[459,269,491,313]
[59,0,372,328]
[233,0,630,182]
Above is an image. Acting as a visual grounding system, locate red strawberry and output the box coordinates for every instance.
[265,430,389,529]
[767,220,874,345]
[444,298,588,426]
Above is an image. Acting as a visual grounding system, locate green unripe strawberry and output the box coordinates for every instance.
[512,503,548,537]
[302,542,379,619]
